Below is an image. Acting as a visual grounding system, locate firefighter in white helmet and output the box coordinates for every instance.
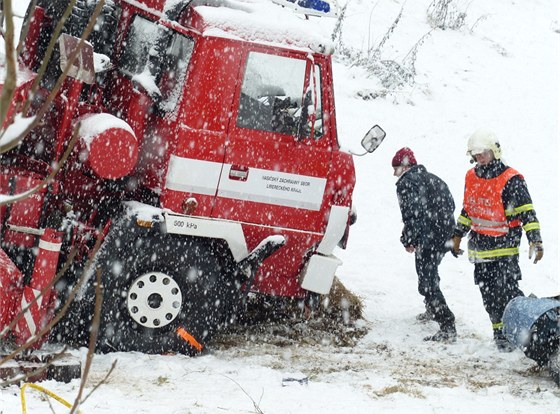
[451,128,543,352]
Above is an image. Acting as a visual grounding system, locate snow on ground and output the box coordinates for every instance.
[1,0,559,413]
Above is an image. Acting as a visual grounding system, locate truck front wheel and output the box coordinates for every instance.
[96,220,239,355]
[126,271,183,331]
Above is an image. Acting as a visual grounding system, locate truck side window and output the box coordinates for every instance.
[119,15,194,112]
[119,16,159,76]
[238,52,323,138]
[157,34,194,112]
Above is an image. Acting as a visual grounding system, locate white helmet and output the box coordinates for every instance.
[467,128,502,159]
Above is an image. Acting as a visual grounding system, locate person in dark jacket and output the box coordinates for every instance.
[451,128,543,352]
[393,147,457,342]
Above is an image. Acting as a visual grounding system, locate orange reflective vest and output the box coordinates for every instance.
[463,167,522,236]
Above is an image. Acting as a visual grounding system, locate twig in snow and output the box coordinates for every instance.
[223,374,265,414]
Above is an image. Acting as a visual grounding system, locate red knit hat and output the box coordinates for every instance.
[392,147,417,167]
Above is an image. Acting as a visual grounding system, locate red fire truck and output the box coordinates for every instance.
[0,0,384,354]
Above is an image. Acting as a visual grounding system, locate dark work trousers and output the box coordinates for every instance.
[415,246,455,329]
[474,259,525,326]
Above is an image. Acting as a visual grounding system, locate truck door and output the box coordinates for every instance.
[213,49,332,233]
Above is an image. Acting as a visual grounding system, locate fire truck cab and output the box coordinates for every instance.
[0,0,384,354]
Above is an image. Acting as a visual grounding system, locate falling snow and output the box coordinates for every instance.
[1,0,559,413]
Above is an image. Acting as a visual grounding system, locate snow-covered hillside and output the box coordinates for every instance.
[1,0,559,412]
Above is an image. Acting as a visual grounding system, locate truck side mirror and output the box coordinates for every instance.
[361,125,386,153]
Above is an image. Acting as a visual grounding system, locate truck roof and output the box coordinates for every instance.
[127,0,334,54]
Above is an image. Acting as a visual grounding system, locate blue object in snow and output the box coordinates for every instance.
[504,296,560,386]
[503,296,560,349]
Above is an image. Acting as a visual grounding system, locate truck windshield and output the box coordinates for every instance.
[119,15,194,112]
[237,52,323,139]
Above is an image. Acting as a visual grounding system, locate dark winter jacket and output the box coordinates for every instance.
[396,165,455,250]
[454,160,541,262]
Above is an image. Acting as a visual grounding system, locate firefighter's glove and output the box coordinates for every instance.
[529,241,543,264]
[450,235,463,258]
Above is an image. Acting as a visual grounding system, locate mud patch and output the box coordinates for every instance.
[212,277,368,349]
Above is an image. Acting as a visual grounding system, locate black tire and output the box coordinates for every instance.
[95,217,241,355]
[65,0,90,38]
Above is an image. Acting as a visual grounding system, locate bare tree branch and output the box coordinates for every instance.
[0,0,105,153]
[0,346,69,386]
[0,248,77,340]
[21,0,78,115]
[16,0,38,56]
[223,374,265,414]
[80,359,118,405]
[70,268,103,414]
[0,121,80,206]
[0,0,17,127]
[0,227,104,367]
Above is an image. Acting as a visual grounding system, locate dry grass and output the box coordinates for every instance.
[370,384,426,399]
[316,276,364,323]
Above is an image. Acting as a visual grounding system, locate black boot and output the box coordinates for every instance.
[494,329,515,353]
[416,310,435,323]
[424,325,457,343]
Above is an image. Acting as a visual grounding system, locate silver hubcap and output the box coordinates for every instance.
[126,272,183,329]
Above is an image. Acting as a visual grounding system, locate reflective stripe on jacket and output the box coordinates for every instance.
[463,167,521,237]
[468,246,519,262]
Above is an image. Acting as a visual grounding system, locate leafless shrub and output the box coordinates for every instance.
[1,0,104,154]
[330,0,347,43]
[334,6,430,94]
[401,30,434,81]
[369,6,403,61]
[470,14,488,33]
[0,228,103,385]
[0,2,115,409]
[427,0,467,30]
